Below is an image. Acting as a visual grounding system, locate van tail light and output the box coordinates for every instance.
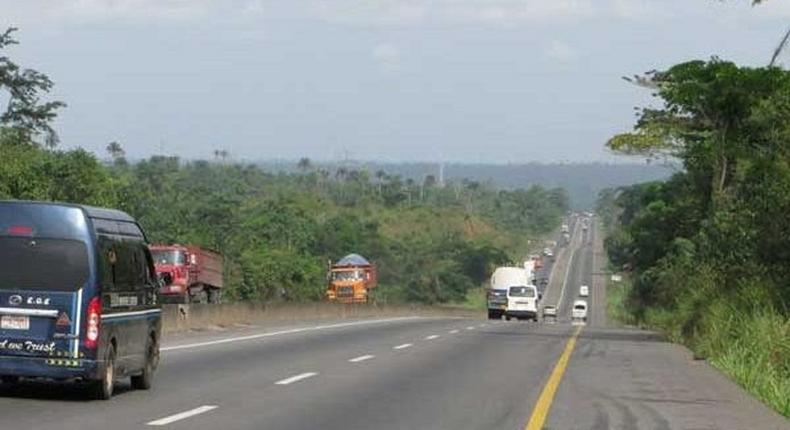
[84,297,101,349]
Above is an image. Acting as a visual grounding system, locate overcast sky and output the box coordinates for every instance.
[1,1,788,163]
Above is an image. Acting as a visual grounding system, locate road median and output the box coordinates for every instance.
[161,302,483,334]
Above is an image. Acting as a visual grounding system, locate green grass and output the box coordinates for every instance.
[605,273,638,326]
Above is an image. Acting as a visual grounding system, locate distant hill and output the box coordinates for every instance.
[254,160,676,210]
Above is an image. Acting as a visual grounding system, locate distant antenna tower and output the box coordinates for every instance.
[438,162,445,188]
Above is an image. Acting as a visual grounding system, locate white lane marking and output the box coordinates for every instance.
[466,326,475,330]
[161,317,422,352]
[349,354,375,363]
[425,335,440,340]
[393,343,413,350]
[449,329,459,334]
[479,324,487,327]
[275,372,318,385]
[147,405,218,426]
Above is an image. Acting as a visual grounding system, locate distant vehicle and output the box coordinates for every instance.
[572,300,588,322]
[543,247,554,258]
[561,223,569,234]
[579,285,589,297]
[326,254,377,304]
[151,245,224,304]
[488,267,529,320]
[562,232,571,246]
[0,201,162,399]
[505,285,540,322]
[529,254,544,271]
[542,305,557,323]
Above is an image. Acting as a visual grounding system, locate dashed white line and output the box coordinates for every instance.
[425,335,440,340]
[466,326,475,330]
[449,329,459,334]
[147,405,218,426]
[348,354,375,363]
[393,343,413,350]
[479,324,487,327]
[275,372,318,385]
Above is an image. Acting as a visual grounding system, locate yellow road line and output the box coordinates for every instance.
[525,326,583,430]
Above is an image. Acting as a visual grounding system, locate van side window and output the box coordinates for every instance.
[97,235,117,290]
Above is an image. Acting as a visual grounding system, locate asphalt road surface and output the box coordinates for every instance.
[0,220,786,429]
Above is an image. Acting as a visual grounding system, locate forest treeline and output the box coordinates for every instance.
[0,138,568,304]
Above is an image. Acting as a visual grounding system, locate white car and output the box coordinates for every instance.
[572,300,588,322]
[579,285,589,297]
[542,305,557,323]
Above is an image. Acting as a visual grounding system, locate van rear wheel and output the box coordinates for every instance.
[91,345,116,400]
[131,335,157,390]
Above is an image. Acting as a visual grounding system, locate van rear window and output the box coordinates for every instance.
[508,286,536,297]
[0,203,91,291]
[0,237,89,291]
[0,203,89,240]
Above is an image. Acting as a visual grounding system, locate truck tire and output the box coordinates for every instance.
[208,288,221,304]
[487,310,500,320]
[131,335,158,390]
[505,315,511,321]
[91,344,116,400]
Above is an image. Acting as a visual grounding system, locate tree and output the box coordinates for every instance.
[297,157,312,172]
[608,59,790,208]
[106,141,126,165]
[0,28,65,147]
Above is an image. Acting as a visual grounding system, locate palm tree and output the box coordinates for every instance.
[297,157,312,172]
[106,141,125,160]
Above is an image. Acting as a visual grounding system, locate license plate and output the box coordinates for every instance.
[1,315,30,330]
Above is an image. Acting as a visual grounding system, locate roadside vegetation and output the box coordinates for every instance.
[598,58,790,416]
[0,28,567,306]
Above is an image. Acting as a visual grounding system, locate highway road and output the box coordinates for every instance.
[0,220,787,429]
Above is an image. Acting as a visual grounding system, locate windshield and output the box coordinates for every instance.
[574,305,586,310]
[332,270,361,281]
[509,286,536,298]
[152,250,186,265]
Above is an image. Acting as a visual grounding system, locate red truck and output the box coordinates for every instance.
[150,244,223,304]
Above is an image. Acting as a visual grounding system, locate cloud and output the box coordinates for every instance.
[371,43,403,73]
[546,40,578,63]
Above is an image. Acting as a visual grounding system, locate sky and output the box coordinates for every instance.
[1,0,789,163]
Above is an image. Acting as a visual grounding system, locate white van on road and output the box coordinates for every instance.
[579,285,589,297]
[572,300,588,323]
[506,285,540,321]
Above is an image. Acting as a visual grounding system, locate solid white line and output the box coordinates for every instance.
[466,326,475,330]
[147,405,218,426]
[449,329,459,334]
[424,335,440,340]
[275,372,318,385]
[161,317,422,352]
[393,343,412,350]
[348,354,375,363]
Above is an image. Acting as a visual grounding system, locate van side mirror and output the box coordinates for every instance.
[539,293,543,300]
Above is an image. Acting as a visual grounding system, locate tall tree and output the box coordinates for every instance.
[0,28,65,147]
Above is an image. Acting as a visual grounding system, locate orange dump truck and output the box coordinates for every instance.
[326,254,377,304]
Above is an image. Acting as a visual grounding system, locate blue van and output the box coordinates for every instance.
[0,201,162,399]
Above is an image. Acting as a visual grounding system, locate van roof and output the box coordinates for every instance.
[0,200,136,223]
